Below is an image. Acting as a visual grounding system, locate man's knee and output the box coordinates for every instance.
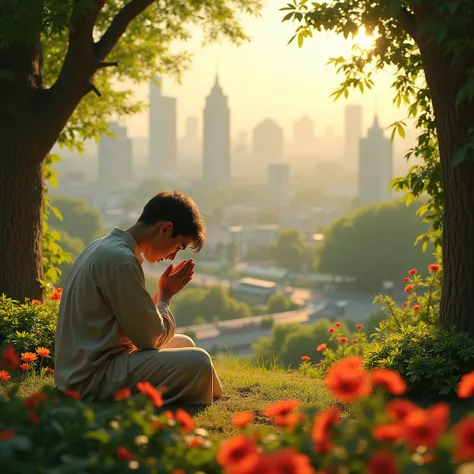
[190,348,213,371]
[168,334,196,348]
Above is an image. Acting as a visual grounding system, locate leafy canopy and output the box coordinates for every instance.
[282,0,474,250]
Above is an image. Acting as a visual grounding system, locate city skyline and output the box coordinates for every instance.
[119,0,411,140]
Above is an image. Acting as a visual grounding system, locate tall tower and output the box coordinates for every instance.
[98,121,133,186]
[343,104,363,172]
[149,78,177,178]
[202,75,230,186]
[358,115,393,203]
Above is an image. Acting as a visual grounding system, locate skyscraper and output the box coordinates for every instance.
[344,104,363,171]
[252,118,284,163]
[291,115,316,157]
[202,75,230,186]
[267,163,291,208]
[358,116,393,203]
[98,121,133,186]
[149,78,177,178]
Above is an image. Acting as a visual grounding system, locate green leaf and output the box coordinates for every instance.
[85,430,110,444]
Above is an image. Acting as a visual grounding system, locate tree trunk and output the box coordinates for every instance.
[420,45,474,335]
[0,136,46,302]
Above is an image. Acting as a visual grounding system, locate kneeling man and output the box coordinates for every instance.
[54,191,223,404]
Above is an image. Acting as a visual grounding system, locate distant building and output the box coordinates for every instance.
[178,116,200,160]
[267,163,291,208]
[290,115,316,158]
[202,75,231,186]
[228,224,280,258]
[358,115,393,203]
[235,278,278,305]
[343,104,363,172]
[252,118,284,164]
[98,121,133,186]
[149,78,177,178]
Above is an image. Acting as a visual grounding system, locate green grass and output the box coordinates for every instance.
[7,358,336,437]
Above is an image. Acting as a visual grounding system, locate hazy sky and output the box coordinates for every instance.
[124,0,408,140]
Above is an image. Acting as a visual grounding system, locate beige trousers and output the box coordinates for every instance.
[95,334,223,405]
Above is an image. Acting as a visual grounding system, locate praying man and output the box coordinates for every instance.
[54,191,223,404]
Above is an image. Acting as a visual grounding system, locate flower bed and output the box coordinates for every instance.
[2,344,474,473]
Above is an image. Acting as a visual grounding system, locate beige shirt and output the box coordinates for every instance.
[54,228,175,394]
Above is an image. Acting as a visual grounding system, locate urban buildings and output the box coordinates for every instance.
[252,118,284,164]
[202,75,231,186]
[149,78,177,179]
[267,163,291,208]
[98,121,133,187]
[343,104,363,172]
[358,115,393,203]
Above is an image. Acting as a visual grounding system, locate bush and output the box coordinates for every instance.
[0,297,58,366]
[364,321,474,400]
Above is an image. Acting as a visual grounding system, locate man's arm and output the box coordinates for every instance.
[103,263,174,349]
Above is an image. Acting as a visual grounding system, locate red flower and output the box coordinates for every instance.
[453,416,474,461]
[32,300,42,306]
[408,269,417,275]
[339,337,347,343]
[352,339,358,344]
[356,324,363,330]
[50,291,61,301]
[335,322,341,327]
[458,372,474,398]
[412,305,421,311]
[263,448,315,474]
[263,399,300,418]
[0,430,16,441]
[21,352,37,362]
[232,411,254,428]
[302,355,311,361]
[317,343,327,352]
[136,381,163,408]
[367,451,398,474]
[175,409,194,432]
[114,387,131,401]
[1,344,20,370]
[22,392,48,409]
[28,412,40,424]
[402,302,408,308]
[404,284,413,293]
[386,399,418,422]
[36,347,50,358]
[0,370,11,382]
[428,264,440,272]
[64,389,81,400]
[329,328,335,333]
[312,407,340,443]
[373,423,403,442]
[402,403,449,450]
[217,435,259,470]
[326,357,371,403]
[116,446,133,461]
[403,277,410,282]
[20,363,30,371]
[371,369,407,395]
[47,367,54,373]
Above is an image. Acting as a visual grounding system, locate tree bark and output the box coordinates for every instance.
[0,137,46,301]
[419,42,474,335]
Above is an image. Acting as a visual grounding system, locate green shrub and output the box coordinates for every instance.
[364,321,474,399]
[0,297,58,366]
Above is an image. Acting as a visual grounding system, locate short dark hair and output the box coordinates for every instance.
[138,191,206,252]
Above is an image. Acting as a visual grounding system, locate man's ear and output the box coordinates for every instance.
[160,221,173,235]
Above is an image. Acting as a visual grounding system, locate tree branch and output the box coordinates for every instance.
[397,7,418,41]
[95,0,155,60]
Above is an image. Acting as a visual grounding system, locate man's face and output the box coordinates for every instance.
[143,222,193,264]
